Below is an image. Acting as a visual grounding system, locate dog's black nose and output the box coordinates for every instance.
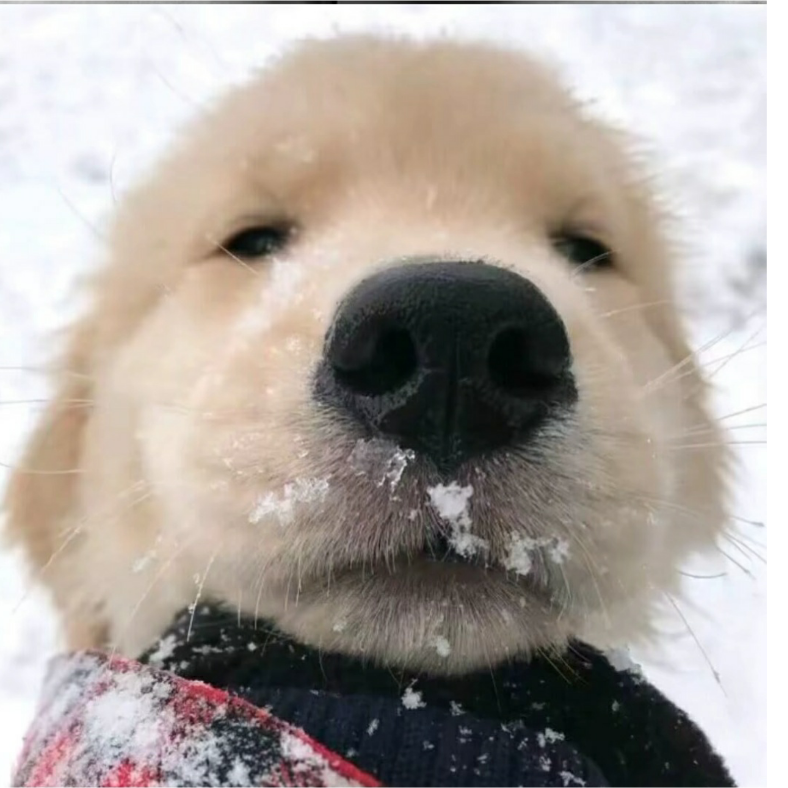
[314,261,576,468]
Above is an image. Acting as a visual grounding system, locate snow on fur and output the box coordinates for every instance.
[427,483,488,558]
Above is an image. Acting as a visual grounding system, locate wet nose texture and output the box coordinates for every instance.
[313,261,577,470]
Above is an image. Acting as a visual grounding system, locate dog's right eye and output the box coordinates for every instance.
[551,233,613,270]
[221,225,291,259]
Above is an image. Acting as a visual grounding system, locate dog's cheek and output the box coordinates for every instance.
[557,316,675,609]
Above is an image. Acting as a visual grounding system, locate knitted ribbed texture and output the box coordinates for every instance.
[142,606,734,787]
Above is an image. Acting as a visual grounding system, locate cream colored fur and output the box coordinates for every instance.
[4,36,728,673]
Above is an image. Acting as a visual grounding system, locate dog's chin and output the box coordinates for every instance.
[267,551,567,674]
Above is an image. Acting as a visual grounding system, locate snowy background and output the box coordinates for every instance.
[0,4,765,785]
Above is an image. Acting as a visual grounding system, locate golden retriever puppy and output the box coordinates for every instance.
[4,35,728,673]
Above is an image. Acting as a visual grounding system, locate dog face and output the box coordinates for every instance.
[6,37,727,672]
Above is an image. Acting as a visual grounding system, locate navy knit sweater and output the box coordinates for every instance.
[139,605,734,787]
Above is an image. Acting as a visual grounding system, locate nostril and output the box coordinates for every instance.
[488,325,565,396]
[332,326,418,396]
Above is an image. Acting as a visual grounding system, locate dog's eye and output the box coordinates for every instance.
[222,225,291,259]
[552,234,612,270]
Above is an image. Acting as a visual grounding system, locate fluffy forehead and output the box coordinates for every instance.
[193,35,589,165]
[122,37,639,235]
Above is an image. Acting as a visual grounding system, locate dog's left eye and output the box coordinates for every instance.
[221,225,291,259]
[552,234,612,270]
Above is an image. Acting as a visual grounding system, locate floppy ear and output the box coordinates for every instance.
[3,313,109,649]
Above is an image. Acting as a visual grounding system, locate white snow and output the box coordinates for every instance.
[427,483,474,523]
[348,438,415,491]
[432,636,452,658]
[81,671,167,760]
[132,531,165,575]
[146,633,178,668]
[537,728,566,748]
[226,759,252,787]
[427,482,488,558]
[503,537,534,577]
[547,539,571,565]
[402,686,426,710]
[132,550,157,574]
[559,770,586,787]
[0,5,765,786]
[504,535,572,576]
[605,646,645,678]
[249,477,330,525]
[279,732,362,785]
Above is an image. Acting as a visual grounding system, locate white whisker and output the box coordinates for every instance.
[207,236,261,278]
[600,298,672,319]
[187,551,217,643]
[642,308,763,396]
[664,592,725,696]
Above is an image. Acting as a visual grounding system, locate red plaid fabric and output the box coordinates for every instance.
[13,651,381,787]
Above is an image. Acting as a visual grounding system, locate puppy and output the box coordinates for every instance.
[4,35,728,674]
